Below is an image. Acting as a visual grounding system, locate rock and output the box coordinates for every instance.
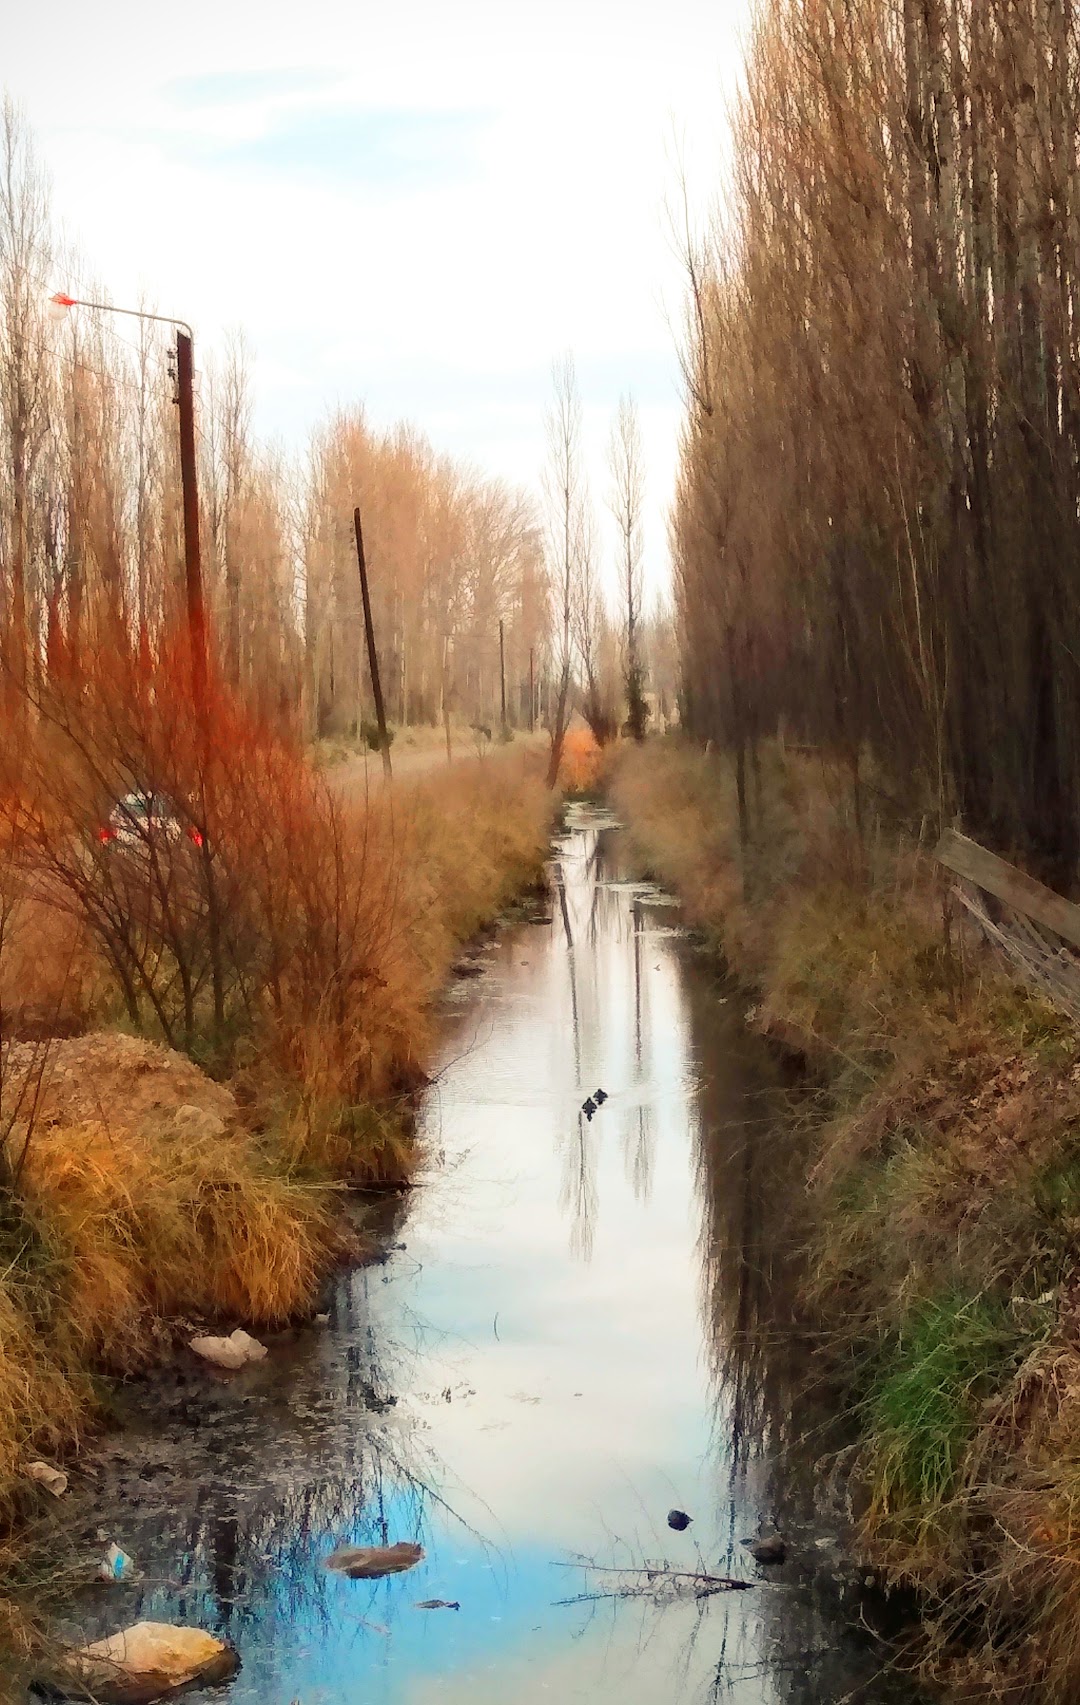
[189,1328,268,1370]
[745,1533,787,1565]
[61,1621,239,1704]
[324,1541,424,1579]
[667,1508,692,1531]
[168,1104,227,1143]
[414,1598,460,1610]
[25,1460,68,1497]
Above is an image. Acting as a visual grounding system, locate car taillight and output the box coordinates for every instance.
[98,826,116,844]
[188,827,204,848]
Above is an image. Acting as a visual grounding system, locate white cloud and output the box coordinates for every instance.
[6,0,749,602]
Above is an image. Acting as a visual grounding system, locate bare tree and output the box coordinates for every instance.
[608,394,647,741]
[0,98,52,696]
[543,355,583,786]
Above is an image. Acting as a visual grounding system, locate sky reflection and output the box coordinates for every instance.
[57,809,926,1705]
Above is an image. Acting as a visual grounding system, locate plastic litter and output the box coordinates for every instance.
[25,1460,68,1497]
[99,1542,135,1582]
[189,1328,268,1370]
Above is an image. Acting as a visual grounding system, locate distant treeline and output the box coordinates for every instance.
[675,0,1080,872]
[0,101,547,738]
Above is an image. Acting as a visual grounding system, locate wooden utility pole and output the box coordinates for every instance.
[353,506,392,781]
[529,647,535,732]
[175,330,207,697]
[499,619,507,735]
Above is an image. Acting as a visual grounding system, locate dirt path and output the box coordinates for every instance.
[330,732,547,797]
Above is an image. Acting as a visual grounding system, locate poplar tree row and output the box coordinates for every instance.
[676,0,1080,871]
[0,102,546,737]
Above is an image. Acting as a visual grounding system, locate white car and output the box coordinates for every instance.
[97,792,204,851]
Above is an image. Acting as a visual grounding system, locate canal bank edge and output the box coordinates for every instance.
[0,756,555,1699]
[609,738,1080,1704]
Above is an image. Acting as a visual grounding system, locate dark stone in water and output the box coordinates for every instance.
[324,1541,424,1580]
[667,1509,692,1531]
[414,1599,460,1610]
[745,1533,787,1565]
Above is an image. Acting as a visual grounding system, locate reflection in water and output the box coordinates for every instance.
[55,807,927,1704]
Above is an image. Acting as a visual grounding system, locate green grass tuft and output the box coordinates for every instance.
[866,1291,1023,1514]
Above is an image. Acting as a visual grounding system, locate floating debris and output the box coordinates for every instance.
[324,1541,424,1579]
[189,1328,268,1370]
[24,1460,67,1498]
[98,1542,135,1583]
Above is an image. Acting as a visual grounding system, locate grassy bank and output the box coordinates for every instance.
[611,740,1080,1702]
[0,747,552,1683]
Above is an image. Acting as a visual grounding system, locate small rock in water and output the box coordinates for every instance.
[189,1328,268,1370]
[324,1541,424,1580]
[414,1598,460,1610]
[667,1509,692,1532]
[745,1532,787,1565]
[61,1621,239,1703]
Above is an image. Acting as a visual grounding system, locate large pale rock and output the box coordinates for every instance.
[189,1328,267,1370]
[62,1621,239,1703]
[324,1541,424,1579]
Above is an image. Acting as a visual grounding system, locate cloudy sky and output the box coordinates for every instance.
[6,0,748,601]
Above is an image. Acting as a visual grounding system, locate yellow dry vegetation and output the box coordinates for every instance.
[612,740,1080,1701]
[0,751,552,1534]
[0,1034,336,1515]
[267,751,551,1178]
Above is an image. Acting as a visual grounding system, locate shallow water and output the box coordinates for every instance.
[57,807,929,1704]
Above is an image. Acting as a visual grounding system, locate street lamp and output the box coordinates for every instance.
[48,291,206,691]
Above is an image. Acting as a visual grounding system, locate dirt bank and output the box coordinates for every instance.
[611,740,1080,1703]
[0,752,554,1688]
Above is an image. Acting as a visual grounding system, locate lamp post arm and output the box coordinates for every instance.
[53,295,194,341]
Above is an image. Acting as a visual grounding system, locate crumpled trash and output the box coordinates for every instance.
[189,1328,268,1370]
[324,1541,424,1579]
[98,1542,135,1582]
[25,1460,68,1497]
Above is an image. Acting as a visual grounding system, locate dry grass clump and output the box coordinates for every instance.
[246,749,551,1181]
[0,1032,338,1523]
[21,1115,333,1364]
[0,1274,88,1520]
[612,738,1080,1697]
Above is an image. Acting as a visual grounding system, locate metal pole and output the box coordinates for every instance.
[499,618,507,735]
[353,506,393,781]
[529,647,535,732]
[175,330,207,697]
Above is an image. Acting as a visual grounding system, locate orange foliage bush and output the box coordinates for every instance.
[558,726,601,792]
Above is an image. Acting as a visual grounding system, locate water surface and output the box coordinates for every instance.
[61,807,928,1704]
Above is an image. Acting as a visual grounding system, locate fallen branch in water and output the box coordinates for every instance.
[553,1558,754,1605]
